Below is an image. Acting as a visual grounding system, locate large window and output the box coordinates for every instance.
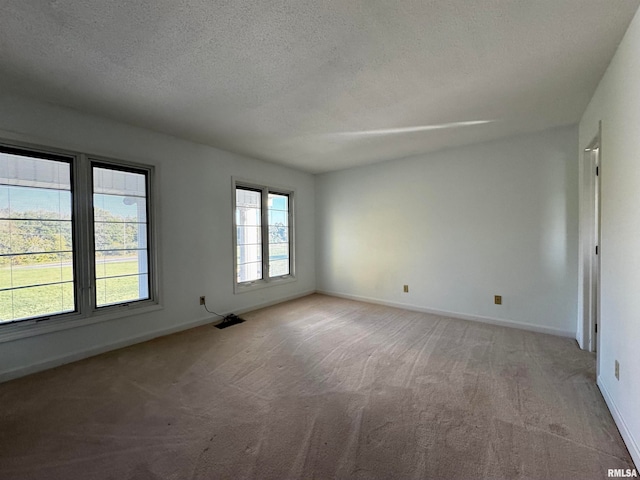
[234,182,293,289]
[0,149,75,322]
[0,142,156,326]
[93,165,151,307]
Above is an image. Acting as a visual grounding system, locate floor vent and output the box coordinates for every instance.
[215,314,246,329]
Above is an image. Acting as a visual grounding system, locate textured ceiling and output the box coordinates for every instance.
[0,1,638,173]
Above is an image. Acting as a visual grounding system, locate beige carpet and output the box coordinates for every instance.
[0,294,634,479]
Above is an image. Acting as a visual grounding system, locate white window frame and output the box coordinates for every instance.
[232,178,295,294]
[0,139,160,343]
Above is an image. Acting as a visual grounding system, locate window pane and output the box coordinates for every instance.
[236,187,262,283]
[1,185,72,219]
[237,226,262,244]
[236,207,260,226]
[96,274,149,307]
[93,166,150,306]
[96,250,148,278]
[237,262,262,283]
[237,244,262,264]
[269,193,288,211]
[1,219,72,254]
[236,188,261,209]
[269,259,289,277]
[94,194,147,223]
[268,209,288,226]
[268,193,290,277]
[7,253,73,288]
[268,225,288,244]
[0,290,12,321]
[11,283,74,321]
[0,149,75,323]
[0,152,70,190]
[94,224,148,252]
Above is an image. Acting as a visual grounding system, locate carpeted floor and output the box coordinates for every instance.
[0,294,634,479]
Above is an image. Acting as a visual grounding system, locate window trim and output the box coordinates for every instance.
[0,139,160,342]
[232,177,296,294]
[88,156,158,311]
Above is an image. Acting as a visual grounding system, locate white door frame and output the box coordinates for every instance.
[578,126,601,356]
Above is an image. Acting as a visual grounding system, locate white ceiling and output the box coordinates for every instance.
[1,1,638,173]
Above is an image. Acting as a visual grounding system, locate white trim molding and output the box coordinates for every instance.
[0,137,161,341]
[317,290,576,338]
[0,290,315,383]
[232,176,297,293]
[599,377,640,469]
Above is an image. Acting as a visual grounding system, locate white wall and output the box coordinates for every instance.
[579,6,640,467]
[0,94,315,380]
[316,126,579,337]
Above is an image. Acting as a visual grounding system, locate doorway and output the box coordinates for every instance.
[581,133,601,356]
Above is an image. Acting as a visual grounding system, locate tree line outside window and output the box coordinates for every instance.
[0,143,155,325]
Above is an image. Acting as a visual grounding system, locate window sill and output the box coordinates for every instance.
[234,275,296,294]
[0,302,163,344]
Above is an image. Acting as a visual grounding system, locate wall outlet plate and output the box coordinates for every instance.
[615,360,620,380]
[200,296,206,306]
[494,295,502,305]
[403,285,409,293]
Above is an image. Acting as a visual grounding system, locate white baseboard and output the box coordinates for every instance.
[0,315,216,383]
[598,377,640,469]
[1,289,571,382]
[316,290,576,338]
[234,289,316,316]
[0,290,316,383]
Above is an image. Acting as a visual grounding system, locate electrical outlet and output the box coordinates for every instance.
[403,285,409,293]
[200,296,206,306]
[615,360,620,380]
[494,295,502,305]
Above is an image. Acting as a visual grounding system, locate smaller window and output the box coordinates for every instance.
[268,192,290,277]
[236,187,262,283]
[92,163,152,307]
[234,181,294,291]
